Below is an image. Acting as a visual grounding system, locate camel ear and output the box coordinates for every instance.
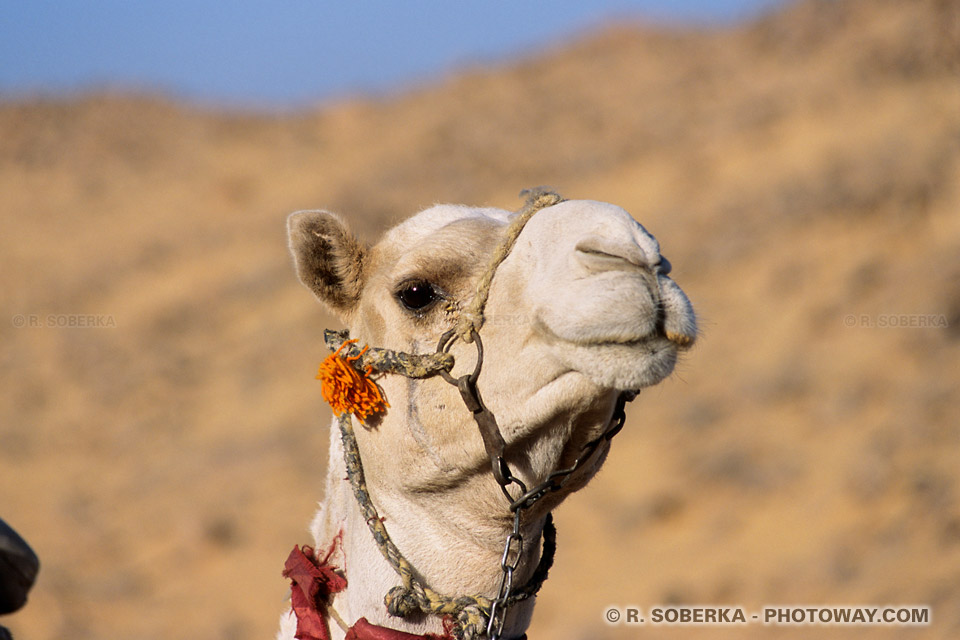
[287,210,366,314]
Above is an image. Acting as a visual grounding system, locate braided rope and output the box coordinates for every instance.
[455,188,565,343]
[324,329,454,379]
[337,410,556,639]
[337,411,490,638]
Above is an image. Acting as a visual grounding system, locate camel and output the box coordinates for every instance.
[278,190,696,640]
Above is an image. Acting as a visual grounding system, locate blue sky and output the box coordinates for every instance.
[1,1,785,109]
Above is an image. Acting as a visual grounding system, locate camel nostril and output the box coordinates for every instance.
[655,256,672,276]
[575,237,650,272]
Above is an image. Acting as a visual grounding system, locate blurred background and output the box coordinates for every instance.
[1,0,958,638]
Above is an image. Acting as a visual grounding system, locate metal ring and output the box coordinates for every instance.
[468,329,483,384]
[436,328,459,385]
[436,327,458,354]
[499,474,527,506]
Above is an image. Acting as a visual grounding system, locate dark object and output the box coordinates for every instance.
[0,518,39,615]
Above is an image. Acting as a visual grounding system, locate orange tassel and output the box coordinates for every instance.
[317,339,389,423]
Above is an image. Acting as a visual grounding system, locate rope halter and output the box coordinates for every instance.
[312,189,635,640]
[454,188,564,343]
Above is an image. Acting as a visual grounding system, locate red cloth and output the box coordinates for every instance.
[283,540,348,640]
[345,617,452,640]
[283,536,455,640]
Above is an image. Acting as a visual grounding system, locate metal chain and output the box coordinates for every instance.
[435,329,634,639]
[487,508,523,638]
[504,393,632,513]
[486,397,630,640]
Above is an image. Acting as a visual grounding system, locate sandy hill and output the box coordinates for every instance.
[1,0,959,638]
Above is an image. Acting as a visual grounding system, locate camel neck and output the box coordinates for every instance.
[303,419,545,640]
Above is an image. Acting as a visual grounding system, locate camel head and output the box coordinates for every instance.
[287,195,696,528]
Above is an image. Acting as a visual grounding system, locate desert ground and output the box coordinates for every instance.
[1,0,959,638]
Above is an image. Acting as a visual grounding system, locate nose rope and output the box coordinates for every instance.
[454,188,565,343]
[322,330,455,380]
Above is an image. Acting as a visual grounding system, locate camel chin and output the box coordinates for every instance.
[559,337,681,392]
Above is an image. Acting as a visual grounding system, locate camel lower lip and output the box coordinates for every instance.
[562,330,692,351]
[532,335,678,393]
[578,335,668,349]
[534,317,666,348]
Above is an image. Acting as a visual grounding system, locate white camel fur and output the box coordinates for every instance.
[279,194,697,639]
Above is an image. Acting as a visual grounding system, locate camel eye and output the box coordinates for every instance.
[396,281,439,311]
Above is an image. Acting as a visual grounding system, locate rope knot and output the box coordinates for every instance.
[454,310,484,343]
[519,187,564,211]
[384,585,422,618]
[453,604,488,640]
